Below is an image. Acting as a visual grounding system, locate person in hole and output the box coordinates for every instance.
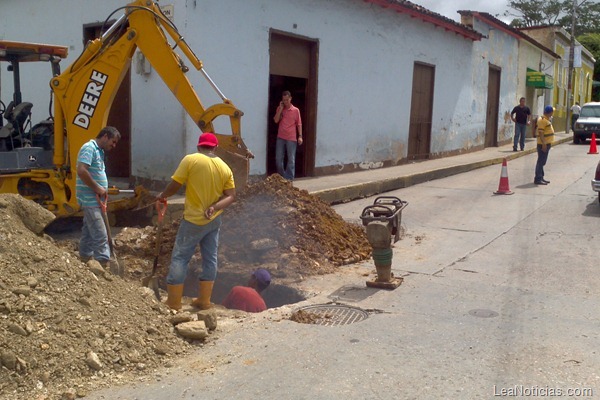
[222,268,271,313]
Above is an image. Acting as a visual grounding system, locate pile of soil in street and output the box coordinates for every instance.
[0,194,194,400]
[0,175,372,398]
[115,174,372,286]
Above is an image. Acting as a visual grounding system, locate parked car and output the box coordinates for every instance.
[593,160,600,203]
[573,102,600,144]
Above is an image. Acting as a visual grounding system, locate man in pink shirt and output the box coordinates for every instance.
[222,268,271,313]
[273,90,302,180]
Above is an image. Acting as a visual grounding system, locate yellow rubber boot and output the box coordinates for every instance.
[191,281,214,310]
[165,284,184,311]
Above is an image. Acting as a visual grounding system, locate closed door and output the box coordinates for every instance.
[408,63,434,160]
[485,65,501,148]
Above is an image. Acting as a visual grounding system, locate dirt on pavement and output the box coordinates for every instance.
[115,175,372,287]
[0,175,372,399]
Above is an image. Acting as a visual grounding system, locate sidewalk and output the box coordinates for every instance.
[135,131,572,219]
[294,132,572,203]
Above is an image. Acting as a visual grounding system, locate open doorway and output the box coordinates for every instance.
[267,76,306,176]
[268,31,318,178]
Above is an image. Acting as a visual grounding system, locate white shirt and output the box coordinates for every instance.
[571,104,581,114]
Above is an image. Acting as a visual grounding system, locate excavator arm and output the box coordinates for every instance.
[47,0,252,215]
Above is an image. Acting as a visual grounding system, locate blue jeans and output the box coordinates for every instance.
[275,137,297,180]
[535,144,551,182]
[167,216,222,285]
[514,123,527,150]
[79,206,110,262]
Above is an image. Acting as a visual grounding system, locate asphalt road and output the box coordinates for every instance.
[84,142,600,399]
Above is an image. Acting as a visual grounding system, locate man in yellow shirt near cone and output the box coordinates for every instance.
[157,132,235,310]
[534,105,555,185]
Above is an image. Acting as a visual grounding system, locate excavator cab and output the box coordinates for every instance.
[0,101,34,149]
[0,41,67,170]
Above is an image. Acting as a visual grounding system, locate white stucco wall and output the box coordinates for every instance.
[0,0,529,181]
[468,18,519,144]
[183,0,488,171]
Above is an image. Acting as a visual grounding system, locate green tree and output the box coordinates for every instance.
[505,0,600,35]
[505,0,564,27]
[559,1,600,35]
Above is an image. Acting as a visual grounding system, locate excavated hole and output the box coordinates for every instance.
[46,218,309,309]
[176,270,307,309]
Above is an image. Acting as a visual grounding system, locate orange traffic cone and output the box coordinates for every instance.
[494,158,514,195]
[588,132,598,154]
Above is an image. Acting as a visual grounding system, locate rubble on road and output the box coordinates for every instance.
[0,175,372,399]
[0,194,194,400]
[116,174,372,285]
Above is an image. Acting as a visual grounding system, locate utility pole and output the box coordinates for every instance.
[565,0,576,135]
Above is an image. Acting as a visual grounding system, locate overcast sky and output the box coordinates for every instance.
[413,0,512,23]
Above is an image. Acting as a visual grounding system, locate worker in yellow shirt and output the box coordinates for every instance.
[534,106,555,185]
[157,133,236,310]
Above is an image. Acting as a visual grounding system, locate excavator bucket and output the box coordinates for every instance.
[212,130,253,190]
[215,148,250,189]
[106,185,157,227]
[107,185,152,213]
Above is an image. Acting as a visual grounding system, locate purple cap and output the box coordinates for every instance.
[253,268,271,288]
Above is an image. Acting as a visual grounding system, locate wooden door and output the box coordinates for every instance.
[408,62,434,160]
[485,65,501,148]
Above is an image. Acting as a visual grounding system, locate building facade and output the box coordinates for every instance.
[460,12,560,138]
[520,26,595,132]
[0,1,594,186]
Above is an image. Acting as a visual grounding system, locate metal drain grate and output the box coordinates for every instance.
[292,304,369,326]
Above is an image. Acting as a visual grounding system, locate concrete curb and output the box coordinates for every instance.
[309,135,573,204]
[151,134,574,212]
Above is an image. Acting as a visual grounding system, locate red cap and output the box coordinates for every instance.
[197,133,218,147]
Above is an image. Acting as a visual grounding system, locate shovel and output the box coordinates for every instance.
[97,193,124,277]
[142,199,167,300]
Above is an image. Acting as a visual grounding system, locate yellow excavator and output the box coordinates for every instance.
[0,0,252,217]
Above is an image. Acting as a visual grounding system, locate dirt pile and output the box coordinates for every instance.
[116,174,372,285]
[0,175,372,398]
[221,174,371,268]
[0,194,193,400]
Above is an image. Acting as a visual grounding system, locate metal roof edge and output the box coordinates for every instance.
[363,0,484,41]
[458,11,561,59]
